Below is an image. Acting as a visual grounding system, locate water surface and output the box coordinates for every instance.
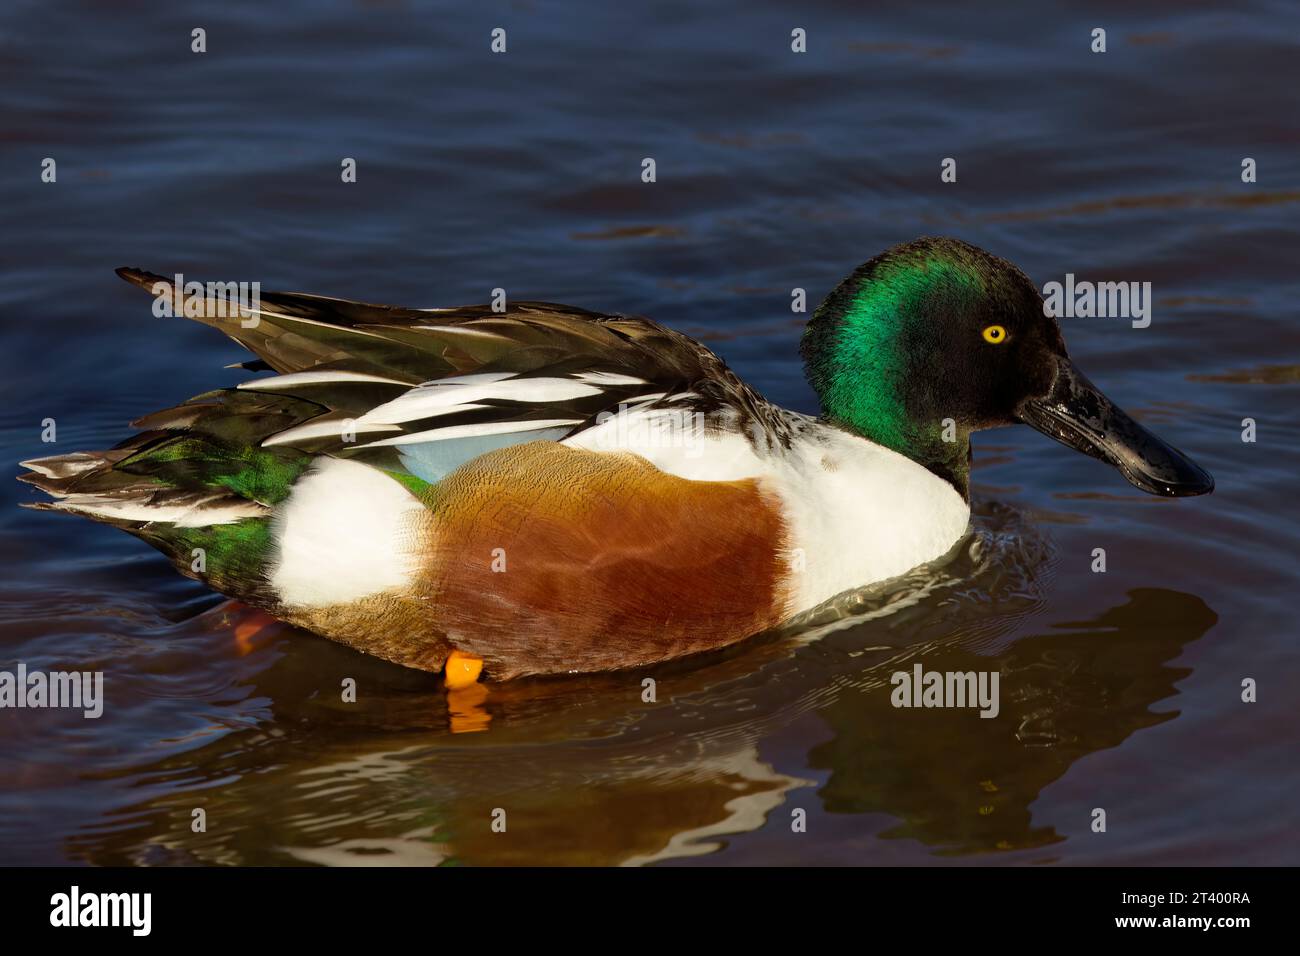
[1,0,1297,865]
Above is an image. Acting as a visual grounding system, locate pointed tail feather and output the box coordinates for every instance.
[19,448,269,528]
[19,436,294,603]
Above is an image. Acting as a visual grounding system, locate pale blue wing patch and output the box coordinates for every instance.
[393,427,576,482]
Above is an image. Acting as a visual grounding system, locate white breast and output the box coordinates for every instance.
[765,426,971,613]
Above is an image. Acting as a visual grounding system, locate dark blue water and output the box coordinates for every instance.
[1,0,1297,865]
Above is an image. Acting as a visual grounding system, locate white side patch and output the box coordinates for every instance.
[269,457,424,608]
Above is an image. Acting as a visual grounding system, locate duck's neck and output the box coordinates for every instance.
[823,411,972,501]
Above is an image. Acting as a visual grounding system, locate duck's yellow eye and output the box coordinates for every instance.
[982,324,1007,344]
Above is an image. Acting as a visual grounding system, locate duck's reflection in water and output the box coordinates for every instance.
[810,587,1215,856]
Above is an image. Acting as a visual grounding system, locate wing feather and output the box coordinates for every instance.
[113,269,790,472]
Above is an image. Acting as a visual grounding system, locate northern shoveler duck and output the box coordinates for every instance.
[21,238,1213,682]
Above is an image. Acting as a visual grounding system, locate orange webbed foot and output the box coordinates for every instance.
[444,649,483,689]
[444,650,490,733]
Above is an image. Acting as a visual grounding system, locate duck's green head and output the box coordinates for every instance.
[801,237,1213,499]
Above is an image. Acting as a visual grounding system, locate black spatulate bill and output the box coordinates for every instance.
[1017,357,1214,498]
